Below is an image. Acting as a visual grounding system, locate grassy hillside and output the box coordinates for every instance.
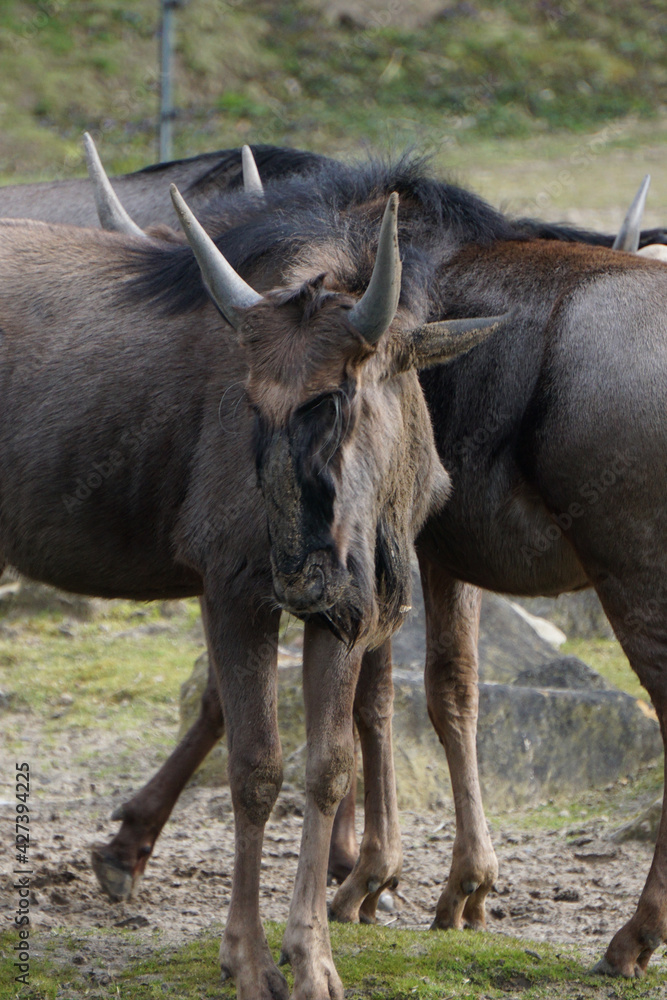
[0,0,665,188]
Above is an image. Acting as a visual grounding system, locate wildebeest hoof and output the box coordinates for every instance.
[592,956,643,979]
[278,949,290,967]
[429,917,448,931]
[461,879,480,895]
[367,878,381,894]
[220,965,232,983]
[90,844,135,901]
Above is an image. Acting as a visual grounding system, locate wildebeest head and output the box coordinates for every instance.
[171,185,506,647]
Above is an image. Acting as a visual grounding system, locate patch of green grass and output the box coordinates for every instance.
[0,597,203,734]
[0,930,75,1000]
[2,924,664,999]
[562,637,649,703]
[494,758,663,833]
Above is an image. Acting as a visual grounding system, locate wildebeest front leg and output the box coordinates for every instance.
[419,553,498,931]
[92,658,225,900]
[202,592,288,1000]
[281,622,363,1000]
[330,641,402,924]
[94,649,360,901]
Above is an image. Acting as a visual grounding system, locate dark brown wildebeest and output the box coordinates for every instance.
[3,136,667,251]
[0,174,503,997]
[84,151,667,979]
[0,143,322,228]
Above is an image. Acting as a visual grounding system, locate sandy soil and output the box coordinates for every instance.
[1,709,661,987]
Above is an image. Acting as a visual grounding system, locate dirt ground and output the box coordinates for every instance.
[1,710,662,984]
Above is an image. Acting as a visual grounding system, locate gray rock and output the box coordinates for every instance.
[391,566,557,679]
[513,656,612,691]
[478,594,554,683]
[477,682,660,809]
[609,799,662,844]
[180,656,661,811]
[0,577,92,619]
[513,590,614,640]
[178,566,658,810]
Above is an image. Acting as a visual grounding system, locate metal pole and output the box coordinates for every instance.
[159,0,179,162]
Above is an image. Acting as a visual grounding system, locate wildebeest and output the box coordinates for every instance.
[82,150,667,979]
[0,169,503,997]
[9,136,667,973]
[3,138,667,251]
[0,144,323,228]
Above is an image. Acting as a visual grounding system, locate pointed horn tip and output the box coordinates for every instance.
[170,184,194,231]
[169,183,186,213]
[387,191,399,218]
[82,131,99,165]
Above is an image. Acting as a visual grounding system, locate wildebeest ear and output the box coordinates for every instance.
[292,273,328,301]
[390,312,511,374]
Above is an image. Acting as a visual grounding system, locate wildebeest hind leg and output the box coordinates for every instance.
[419,554,498,931]
[328,746,359,885]
[330,641,402,924]
[92,651,225,900]
[588,575,667,978]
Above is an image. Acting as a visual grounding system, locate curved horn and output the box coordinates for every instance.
[83,132,146,239]
[612,174,650,252]
[348,192,402,345]
[241,145,264,194]
[170,183,263,329]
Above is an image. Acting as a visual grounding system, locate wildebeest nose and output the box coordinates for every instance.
[280,565,326,610]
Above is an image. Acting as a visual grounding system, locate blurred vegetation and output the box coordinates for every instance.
[0,0,665,182]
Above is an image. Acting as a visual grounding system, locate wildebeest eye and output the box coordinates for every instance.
[290,387,353,477]
[295,392,337,420]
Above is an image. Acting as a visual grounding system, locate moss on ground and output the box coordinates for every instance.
[2,923,665,999]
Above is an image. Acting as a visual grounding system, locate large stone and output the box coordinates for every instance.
[178,566,660,808]
[0,576,93,619]
[179,655,662,811]
[391,569,560,679]
[513,590,615,640]
[609,799,662,844]
[513,655,612,691]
